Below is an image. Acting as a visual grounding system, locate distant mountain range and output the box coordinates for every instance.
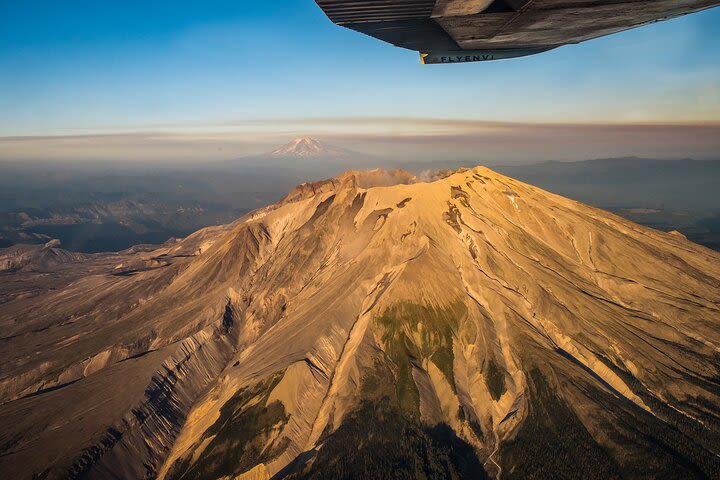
[494,157,720,211]
[1,153,719,253]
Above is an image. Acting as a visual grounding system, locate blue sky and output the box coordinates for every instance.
[0,1,719,161]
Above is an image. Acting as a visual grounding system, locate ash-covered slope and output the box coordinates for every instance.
[1,167,719,480]
[0,239,89,272]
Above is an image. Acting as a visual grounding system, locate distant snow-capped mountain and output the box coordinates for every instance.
[269,137,349,158]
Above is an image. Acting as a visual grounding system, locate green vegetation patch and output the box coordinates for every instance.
[167,372,290,480]
[394,335,421,416]
[589,353,720,478]
[286,400,487,480]
[376,301,466,415]
[504,365,720,479]
[501,369,622,480]
[485,358,506,401]
[431,345,456,392]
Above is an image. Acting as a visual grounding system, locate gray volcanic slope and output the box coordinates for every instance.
[0,167,719,480]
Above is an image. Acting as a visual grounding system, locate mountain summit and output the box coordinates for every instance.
[270,137,346,158]
[1,167,719,480]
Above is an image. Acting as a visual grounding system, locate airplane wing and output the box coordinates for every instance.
[314,0,720,63]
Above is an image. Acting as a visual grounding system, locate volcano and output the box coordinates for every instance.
[0,167,718,480]
[269,137,348,158]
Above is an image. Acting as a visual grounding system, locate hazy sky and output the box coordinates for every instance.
[1,1,719,162]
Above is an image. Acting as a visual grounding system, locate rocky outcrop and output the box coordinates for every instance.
[0,240,89,272]
[67,327,236,480]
